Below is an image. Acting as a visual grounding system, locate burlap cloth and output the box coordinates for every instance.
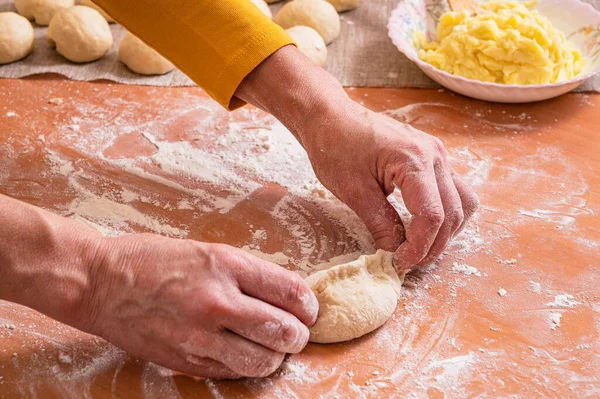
[1,0,599,91]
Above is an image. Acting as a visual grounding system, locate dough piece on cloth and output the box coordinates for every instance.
[286,26,327,66]
[119,32,175,75]
[274,0,340,44]
[47,6,112,63]
[14,0,74,26]
[305,250,403,344]
[0,12,35,65]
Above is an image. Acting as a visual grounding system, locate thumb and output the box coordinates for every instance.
[341,182,405,252]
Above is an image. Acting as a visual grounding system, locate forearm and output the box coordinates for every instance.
[235,45,351,146]
[0,194,102,328]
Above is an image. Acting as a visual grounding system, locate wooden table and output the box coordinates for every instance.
[0,78,598,398]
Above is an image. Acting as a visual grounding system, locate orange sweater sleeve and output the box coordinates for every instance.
[92,0,293,110]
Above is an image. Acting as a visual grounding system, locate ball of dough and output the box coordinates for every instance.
[305,250,403,344]
[47,6,112,63]
[286,26,327,66]
[80,0,114,23]
[250,0,272,18]
[275,0,340,44]
[325,0,359,12]
[0,12,35,65]
[14,0,75,26]
[118,32,175,75]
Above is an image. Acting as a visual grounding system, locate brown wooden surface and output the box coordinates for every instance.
[0,78,599,398]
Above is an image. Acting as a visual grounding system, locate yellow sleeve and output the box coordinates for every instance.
[93,0,293,110]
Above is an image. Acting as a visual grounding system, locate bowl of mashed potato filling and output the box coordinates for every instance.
[388,0,600,102]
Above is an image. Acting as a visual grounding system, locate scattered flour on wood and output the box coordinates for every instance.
[547,294,580,308]
[529,281,542,294]
[549,312,563,330]
[452,262,481,277]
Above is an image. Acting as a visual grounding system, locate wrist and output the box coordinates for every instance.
[0,197,105,329]
[235,45,349,146]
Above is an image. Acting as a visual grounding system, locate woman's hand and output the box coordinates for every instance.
[236,45,478,270]
[80,235,318,378]
[0,196,317,379]
[300,103,478,269]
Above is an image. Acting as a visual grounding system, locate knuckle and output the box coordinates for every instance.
[278,319,308,353]
[447,208,464,231]
[425,206,445,227]
[203,293,233,318]
[408,144,429,166]
[247,353,283,378]
[285,274,306,304]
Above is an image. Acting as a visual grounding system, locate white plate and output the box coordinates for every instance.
[388,0,600,103]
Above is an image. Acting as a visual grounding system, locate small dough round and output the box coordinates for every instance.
[306,250,403,344]
[118,32,175,75]
[275,0,340,44]
[250,0,272,18]
[80,0,114,23]
[325,0,359,12]
[47,6,112,63]
[0,12,35,65]
[14,0,75,26]
[286,26,327,66]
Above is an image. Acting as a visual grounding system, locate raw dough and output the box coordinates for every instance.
[286,26,327,66]
[118,32,175,75]
[14,0,74,26]
[325,0,359,12]
[0,12,35,65]
[250,0,272,18]
[305,250,404,344]
[47,6,112,63]
[275,0,340,44]
[418,1,585,84]
[80,0,114,23]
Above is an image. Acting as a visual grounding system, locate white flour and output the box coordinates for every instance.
[547,294,581,308]
[451,262,481,277]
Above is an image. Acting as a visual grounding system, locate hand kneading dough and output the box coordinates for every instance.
[275,0,340,44]
[306,250,403,343]
[119,32,175,75]
[325,0,359,12]
[250,0,272,18]
[47,6,112,63]
[286,26,327,66]
[0,12,35,65]
[80,0,114,23]
[14,0,74,26]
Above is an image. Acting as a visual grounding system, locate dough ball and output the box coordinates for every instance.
[0,12,35,65]
[250,0,272,18]
[119,32,175,75]
[275,0,340,44]
[325,0,359,12]
[14,0,75,26]
[305,250,403,344]
[79,0,114,23]
[47,6,112,63]
[286,26,327,66]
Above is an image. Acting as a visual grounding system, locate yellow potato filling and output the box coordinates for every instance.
[418,1,585,85]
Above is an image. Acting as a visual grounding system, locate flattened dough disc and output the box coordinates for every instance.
[306,250,404,344]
